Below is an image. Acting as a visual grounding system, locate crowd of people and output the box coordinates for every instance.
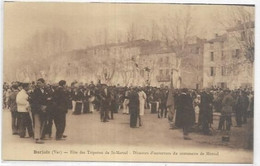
[3,79,254,144]
[4,79,69,144]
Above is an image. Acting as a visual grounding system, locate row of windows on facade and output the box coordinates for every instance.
[140,56,170,64]
[158,57,170,64]
[209,31,247,49]
[140,68,171,76]
[210,49,241,61]
[140,68,171,78]
[210,66,240,77]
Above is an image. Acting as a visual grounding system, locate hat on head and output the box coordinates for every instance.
[59,80,66,86]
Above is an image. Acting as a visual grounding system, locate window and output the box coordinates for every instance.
[140,70,144,77]
[221,66,226,76]
[196,47,200,54]
[210,67,215,76]
[160,69,163,76]
[165,56,169,63]
[220,82,227,89]
[241,31,246,41]
[210,52,214,61]
[232,49,240,58]
[210,42,214,49]
[220,42,224,49]
[221,51,224,60]
[236,49,240,57]
[166,69,170,76]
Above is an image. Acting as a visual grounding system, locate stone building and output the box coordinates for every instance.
[203,21,254,89]
[180,37,206,89]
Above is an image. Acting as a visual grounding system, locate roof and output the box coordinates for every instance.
[67,39,176,59]
[207,34,227,43]
[227,21,254,32]
[86,39,150,50]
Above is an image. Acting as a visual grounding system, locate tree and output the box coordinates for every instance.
[127,23,138,42]
[215,6,254,64]
[159,7,195,88]
[5,28,72,82]
[229,7,254,64]
[211,6,254,89]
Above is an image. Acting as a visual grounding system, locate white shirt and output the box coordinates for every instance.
[16,89,30,112]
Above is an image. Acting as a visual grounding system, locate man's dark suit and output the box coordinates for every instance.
[159,89,168,118]
[42,87,55,138]
[53,86,69,139]
[128,90,139,128]
[31,87,48,140]
[99,88,111,122]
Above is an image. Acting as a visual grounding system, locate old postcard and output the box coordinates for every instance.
[3,2,254,163]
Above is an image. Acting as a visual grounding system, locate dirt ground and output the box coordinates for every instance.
[2,108,253,163]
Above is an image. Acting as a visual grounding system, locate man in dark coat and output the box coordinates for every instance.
[199,89,213,135]
[109,87,117,119]
[158,86,168,118]
[83,87,90,114]
[177,88,194,140]
[128,87,140,128]
[53,80,69,140]
[42,84,56,139]
[99,84,111,122]
[235,90,249,127]
[174,90,182,128]
[30,78,48,144]
[220,90,234,131]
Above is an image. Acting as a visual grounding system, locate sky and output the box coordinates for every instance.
[4,2,254,50]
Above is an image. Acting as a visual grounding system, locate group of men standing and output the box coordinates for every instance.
[5,79,254,142]
[168,88,253,140]
[69,83,147,127]
[7,79,69,144]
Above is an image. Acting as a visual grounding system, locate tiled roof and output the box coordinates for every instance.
[227,21,254,32]
[207,34,227,43]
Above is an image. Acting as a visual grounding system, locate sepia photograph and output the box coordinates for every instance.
[2,1,255,163]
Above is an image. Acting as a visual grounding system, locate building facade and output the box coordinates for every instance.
[203,22,254,89]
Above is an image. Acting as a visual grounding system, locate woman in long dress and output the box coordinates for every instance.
[73,87,84,115]
[122,89,129,114]
[83,88,89,113]
[88,88,95,113]
[138,88,146,126]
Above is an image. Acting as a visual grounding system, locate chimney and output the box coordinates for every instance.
[215,33,218,38]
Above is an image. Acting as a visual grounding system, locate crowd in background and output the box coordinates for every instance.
[2,80,254,144]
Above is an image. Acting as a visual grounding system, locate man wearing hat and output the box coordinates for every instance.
[99,84,111,122]
[128,87,140,128]
[30,78,48,144]
[220,89,234,132]
[177,88,194,139]
[199,88,214,135]
[235,90,249,127]
[53,80,69,140]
